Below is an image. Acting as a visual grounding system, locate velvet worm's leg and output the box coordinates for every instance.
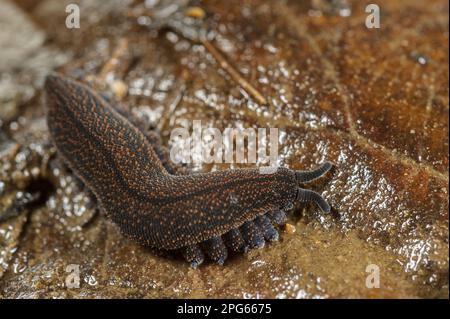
[201,236,228,265]
[182,244,205,268]
[223,228,248,253]
[267,209,287,225]
[255,215,279,241]
[240,221,265,249]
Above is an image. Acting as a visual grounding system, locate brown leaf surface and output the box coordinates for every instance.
[0,0,448,298]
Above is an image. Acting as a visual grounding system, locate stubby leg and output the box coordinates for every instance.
[255,215,279,242]
[267,209,287,225]
[201,236,228,265]
[182,244,205,268]
[240,221,265,249]
[223,228,248,253]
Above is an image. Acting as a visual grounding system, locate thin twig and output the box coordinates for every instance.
[201,39,268,105]
[95,38,130,88]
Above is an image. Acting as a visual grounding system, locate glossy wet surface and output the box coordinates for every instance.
[0,0,448,298]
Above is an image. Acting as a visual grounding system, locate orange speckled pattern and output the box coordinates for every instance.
[45,73,331,265]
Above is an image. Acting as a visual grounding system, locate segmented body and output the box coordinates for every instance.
[45,73,332,267]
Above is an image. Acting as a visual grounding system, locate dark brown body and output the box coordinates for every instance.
[45,73,331,266]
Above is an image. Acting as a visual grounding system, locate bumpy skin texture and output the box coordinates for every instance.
[45,73,332,266]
